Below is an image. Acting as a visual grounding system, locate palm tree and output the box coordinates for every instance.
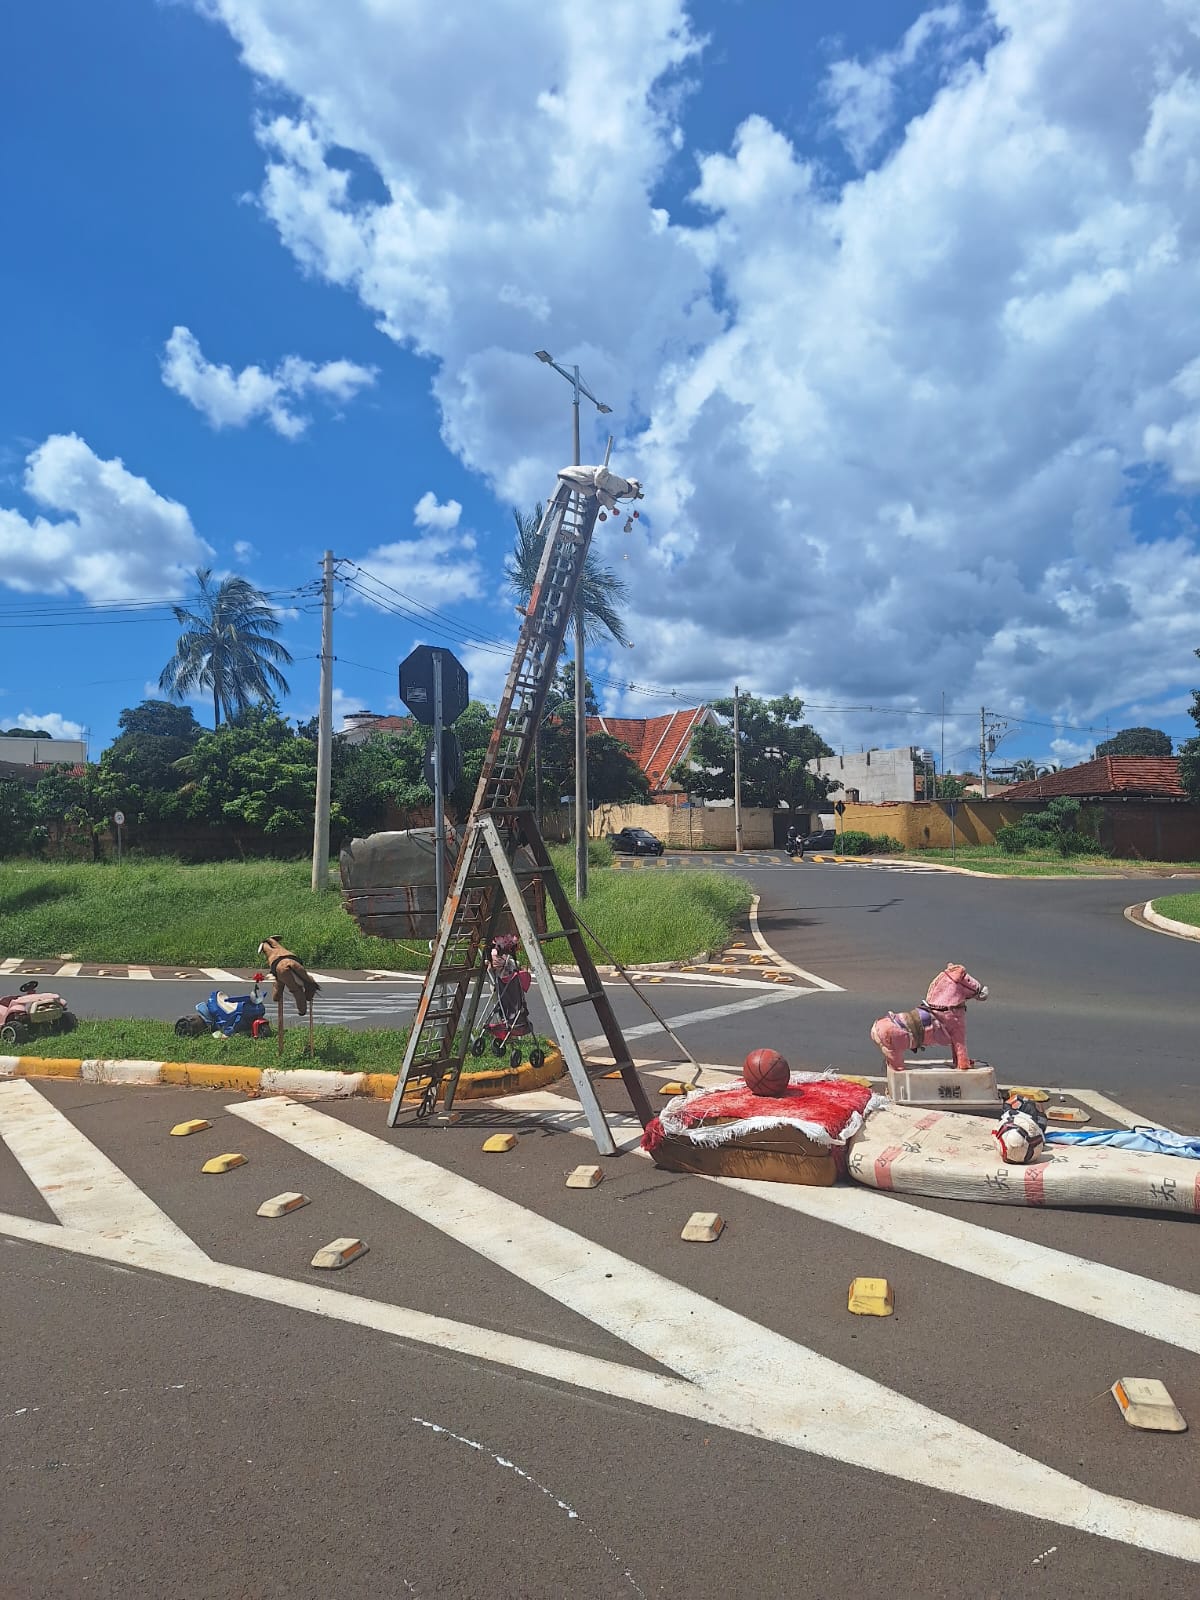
[158,568,293,728]
[506,503,630,647]
[1011,758,1038,782]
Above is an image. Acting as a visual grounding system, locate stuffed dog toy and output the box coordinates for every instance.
[257,937,319,1017]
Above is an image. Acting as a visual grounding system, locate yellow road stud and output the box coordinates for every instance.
[848,1277,894,1316]
[1112,1378,1187,1432]
[566,1165,604,1189]
[838,1076,873,1088]
[681,1211,724,1242]
[730,941,746,948]
[659,1082,691,1096]
[647,975,664,984]
[201,1152,247,1174]
[170,1118,212,1137]
[257,1191,310,1218]
[482,1133,517,1153]
[1006,1086,1050,1102]
[311,1237,368,1271]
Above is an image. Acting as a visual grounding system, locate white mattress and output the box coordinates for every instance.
[847,1103,1200,1214]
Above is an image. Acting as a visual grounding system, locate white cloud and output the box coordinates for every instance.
[233,539,258,561]
[9,711,86,741]
[413,491,462,531]
[201,0,1200,754]
[0,434,212,602]
[161,325,376,438]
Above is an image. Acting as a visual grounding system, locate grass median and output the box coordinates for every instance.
[909,846,1200,877]
[1152,893,1200,927]
[0,850,752,968]
[0,1016,552,1074]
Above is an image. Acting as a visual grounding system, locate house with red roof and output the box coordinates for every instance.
[585,707,718,806]
[1002,756,1198,859]
[1001,756,1186,803]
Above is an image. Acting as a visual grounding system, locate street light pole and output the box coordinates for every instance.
[534,351,612,902]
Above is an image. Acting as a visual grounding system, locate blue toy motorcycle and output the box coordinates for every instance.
[174,975,270,1039]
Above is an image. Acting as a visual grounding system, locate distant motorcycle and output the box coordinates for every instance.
[785,829,804,859]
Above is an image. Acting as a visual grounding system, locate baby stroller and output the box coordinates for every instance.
[469,933,545,1071]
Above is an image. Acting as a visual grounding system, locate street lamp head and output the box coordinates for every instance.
[534,350,553,363]
[597,403,612,414]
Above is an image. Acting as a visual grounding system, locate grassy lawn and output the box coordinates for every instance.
[1152,893,1200,927]
[0,850,751,968]
[0,1016,551,1074]
[908,846,1200,878]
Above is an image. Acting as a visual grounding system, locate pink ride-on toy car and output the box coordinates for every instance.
[0,980,78,1045]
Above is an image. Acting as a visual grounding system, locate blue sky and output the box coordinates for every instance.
[2,0,1199,775]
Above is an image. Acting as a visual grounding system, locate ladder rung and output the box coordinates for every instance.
[535,929,574,942]
[561,990,606,1008]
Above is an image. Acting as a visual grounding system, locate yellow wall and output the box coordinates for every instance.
[591,803,776,849]
[838,800,1022,849]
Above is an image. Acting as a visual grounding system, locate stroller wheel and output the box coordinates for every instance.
[491,1038,506,1058]
[529,1047,545,1070]
[470,1035,486,1057]
[509,1047,523,1070]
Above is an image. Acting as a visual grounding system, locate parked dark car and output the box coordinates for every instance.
[607,827,665,856]
[800,828,837,852]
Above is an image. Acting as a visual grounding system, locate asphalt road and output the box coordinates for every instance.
[3,858,1199,1597]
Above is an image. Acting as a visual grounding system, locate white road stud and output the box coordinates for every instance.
[257,1191,310,1218]
[170,1119,212,1137]
[681,1211,724,1242]
[1112,1378,1187,1432]
[311,1237,368,1270]
[482,1133,517,1153]
[565,1165,603,1189]
[1047,1106,1091,1123]
[201,1152,247,1174]
[849,1277,895,1317]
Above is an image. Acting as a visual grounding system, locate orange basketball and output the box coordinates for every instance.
[743,1047,790,1096]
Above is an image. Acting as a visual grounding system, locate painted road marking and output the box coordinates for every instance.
[1070,1089,1147,1130]
[0,1080,207,1257]
[577,986,806,1053]
[502,1090,1200,1356]
[55,962,82,978]
[200,967,242,984]
[227,1095,1200,1565]
[0,958,21,973]
[748,895,843,991]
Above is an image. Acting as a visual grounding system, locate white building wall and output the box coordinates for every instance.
[807,746,929,805]
[0,736,86,766]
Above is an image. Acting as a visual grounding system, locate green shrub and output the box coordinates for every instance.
[996,798,1102,857]
[835,830,904,855]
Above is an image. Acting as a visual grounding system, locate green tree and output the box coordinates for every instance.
[1179,649,1200,800]
[2,727,53,738]
[29,765,109,859]
[1010,759,1038,782]
[0,780,43,857]
[158,568,293,729]
[995,796,1101,857]
[936,774,969,799]
[96,700,203,823]
[671,696,834,810]
[330,701,497,839]
[175,705,325,837]
[1096,726,1173,758]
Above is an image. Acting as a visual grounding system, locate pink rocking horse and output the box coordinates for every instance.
[870,963,989,1073]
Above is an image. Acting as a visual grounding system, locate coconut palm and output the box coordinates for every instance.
[1011,758,1038,781]
[506,503,630,646]
[158,568,293,728]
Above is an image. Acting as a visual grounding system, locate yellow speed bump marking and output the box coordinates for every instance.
[729,941,746,948]
[201,1152,247,1174]
[311,1237,368,1271]
[837,1076,873,1088]
[659,1081,694,1096]
[482,1133,517,1153]
[646,975,664,984]
[1112,1378,1187,1432]
[681,1211,724,1242]
[566,1165,603,1189]
[1006,1087,1050,1103]
[170,1118,212,1137]
[257,1192,310,1218]
[848,1277,894,1316]
[1047,1106,1090,1123]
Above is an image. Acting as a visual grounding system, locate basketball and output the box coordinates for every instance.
[743,1047,790,1096]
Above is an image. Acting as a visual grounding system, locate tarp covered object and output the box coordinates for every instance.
[339,828,546,941]
[1045,1126,1200,1159]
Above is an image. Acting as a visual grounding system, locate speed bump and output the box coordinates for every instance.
[681,1211,724,1242]
[257,1192,310,1218]
[566,1165,603,1189]
[311,1237,368,1270]
[201,1152,247,1174]
[1047,1105,1090,1123]
[1112,1378,1186,1432]
[482,1133,517,1153]
[659,1081,691,1096]
[170,1118,211,1137]
[848,1277,894,1316]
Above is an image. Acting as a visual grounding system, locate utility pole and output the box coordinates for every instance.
[733,684,744,852]
[534,350,612,901]
[311,550,335,891]
[432,650,446,919]
[980,705,989,800]
[940,690,945,796]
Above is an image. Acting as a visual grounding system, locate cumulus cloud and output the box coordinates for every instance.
[200,0,1200,753]
[0,433,212,601]
[351,492,482,609]
[413,491,462,531]
[8,711,86,740]
[161,325,376,438]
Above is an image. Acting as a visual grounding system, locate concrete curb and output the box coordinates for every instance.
[0,1048,566,1101]
[1139,901,1200,942]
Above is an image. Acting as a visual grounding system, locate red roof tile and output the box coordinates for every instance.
[586,708,709,791]
[1003,757,1186,801]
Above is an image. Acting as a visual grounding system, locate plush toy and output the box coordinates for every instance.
[256,937,319,1017]
[993,1095,1047,1165]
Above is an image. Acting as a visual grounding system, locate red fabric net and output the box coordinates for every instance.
[641,1076,874,1153]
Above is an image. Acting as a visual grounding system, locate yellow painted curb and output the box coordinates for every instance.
[162,1063,265,1093]
[361,1048,565,1102]
[10,1057,84,1079]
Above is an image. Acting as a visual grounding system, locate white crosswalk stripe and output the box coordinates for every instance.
[2,1079,1200,1566]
